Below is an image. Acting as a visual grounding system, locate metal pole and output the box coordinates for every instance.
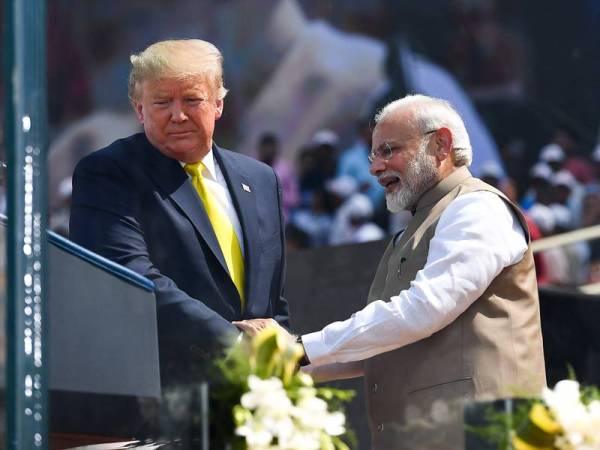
[3,0,48,448]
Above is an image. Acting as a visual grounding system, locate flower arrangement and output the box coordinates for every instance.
[211,327,355,450]
[473,379,600,450]
[512,380,600,450]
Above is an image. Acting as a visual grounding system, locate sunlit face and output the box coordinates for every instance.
[133,77,223,163]
[370,115,439,212]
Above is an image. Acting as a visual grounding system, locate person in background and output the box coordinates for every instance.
[549,127,595,184]
[256,132,299,222]
[290,189,333,247]
[551,169,585,228]
[337,118,385,210]
[326,175,384,245]
[478,160,503,189]
[298,129,340,201]
[520,162,553,210]
[539,143,565,173]
[345,194,385,244]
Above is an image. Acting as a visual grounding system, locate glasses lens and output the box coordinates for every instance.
[369,143,394,163]
[383,143,393,160]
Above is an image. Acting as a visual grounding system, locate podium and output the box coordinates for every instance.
[46,231,160,448]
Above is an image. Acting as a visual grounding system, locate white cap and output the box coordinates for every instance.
[353,223,385,243]
[311,129,339,147]
[345,193,374,219]
[529,162,552,180]
[552,170,577,190]
[479,161,503,179]
[539,143,565,163]
[325,175,358,199]
[528,203,555,235]
[550,203,572,229]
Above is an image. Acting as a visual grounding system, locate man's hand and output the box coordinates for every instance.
[233,318,290,337]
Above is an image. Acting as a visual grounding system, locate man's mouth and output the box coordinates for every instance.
[379,175,401,192]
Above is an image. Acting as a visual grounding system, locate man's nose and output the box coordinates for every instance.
[170,102,187,122]
[369,158,385,176]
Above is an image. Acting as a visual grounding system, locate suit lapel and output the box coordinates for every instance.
[214,146,261,311]
[139,137,228,274]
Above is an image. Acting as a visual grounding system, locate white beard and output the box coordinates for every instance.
[385,144,438,213]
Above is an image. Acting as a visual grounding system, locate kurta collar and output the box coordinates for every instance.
[411,166,472,215]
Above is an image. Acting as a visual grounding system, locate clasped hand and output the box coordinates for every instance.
[233,318,291,338]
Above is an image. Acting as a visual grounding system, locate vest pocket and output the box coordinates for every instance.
[408,376,473,396]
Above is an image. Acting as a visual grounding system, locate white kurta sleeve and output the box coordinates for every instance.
[302,191,528,367]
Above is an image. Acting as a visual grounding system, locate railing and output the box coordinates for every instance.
[531,224,600,295]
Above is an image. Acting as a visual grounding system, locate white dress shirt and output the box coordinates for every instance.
[302,191,528,368]
[182,149,245,255]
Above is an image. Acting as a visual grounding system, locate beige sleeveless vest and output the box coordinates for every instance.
[364,167,546,450]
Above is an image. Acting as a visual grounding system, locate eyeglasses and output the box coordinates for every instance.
[368,129,438,163]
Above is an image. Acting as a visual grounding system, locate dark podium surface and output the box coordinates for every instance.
[46,231,160,445]
[48,231,159,398]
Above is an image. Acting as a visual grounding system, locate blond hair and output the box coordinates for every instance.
[128,39,228,102]
[375,94,473,167]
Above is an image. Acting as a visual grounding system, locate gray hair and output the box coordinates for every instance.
[128,39,228,102]
[374,94,472,167]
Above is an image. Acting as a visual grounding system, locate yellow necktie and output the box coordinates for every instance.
[184,162,245,309]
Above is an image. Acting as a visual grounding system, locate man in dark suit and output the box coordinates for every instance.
[69,39,289,384]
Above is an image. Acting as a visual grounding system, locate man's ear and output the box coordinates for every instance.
[132,100,144,124]
[215,98,224,120]
[434,127,453,161]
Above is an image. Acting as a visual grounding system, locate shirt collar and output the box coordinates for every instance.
[200,148,217,180]
[179,146,218,180]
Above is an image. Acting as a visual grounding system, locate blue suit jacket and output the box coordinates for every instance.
[70,133,289,381]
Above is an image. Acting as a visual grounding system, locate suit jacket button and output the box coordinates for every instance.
[377,423,384,432]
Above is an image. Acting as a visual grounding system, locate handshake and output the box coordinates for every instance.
[233,319,310,367]
[233,318,291,338]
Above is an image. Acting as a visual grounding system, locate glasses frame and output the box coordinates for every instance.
[368,129,438,163]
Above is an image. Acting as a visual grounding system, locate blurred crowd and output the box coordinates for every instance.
[263,122,389,250]
[250,120,600,290]
[513,135,600,288]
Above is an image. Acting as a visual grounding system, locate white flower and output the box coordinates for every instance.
[542,380,581,411]
[323,411,346,436]
[542,380,600,450]
[241,376,292,412]
[293,391,345,437]
[236,374,348,449]
[236,419,273,447]
[279,430,321,450]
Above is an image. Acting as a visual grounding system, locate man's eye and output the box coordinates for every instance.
[387,145,404,155]
[186,98,204,104]
[153,100,169,106]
